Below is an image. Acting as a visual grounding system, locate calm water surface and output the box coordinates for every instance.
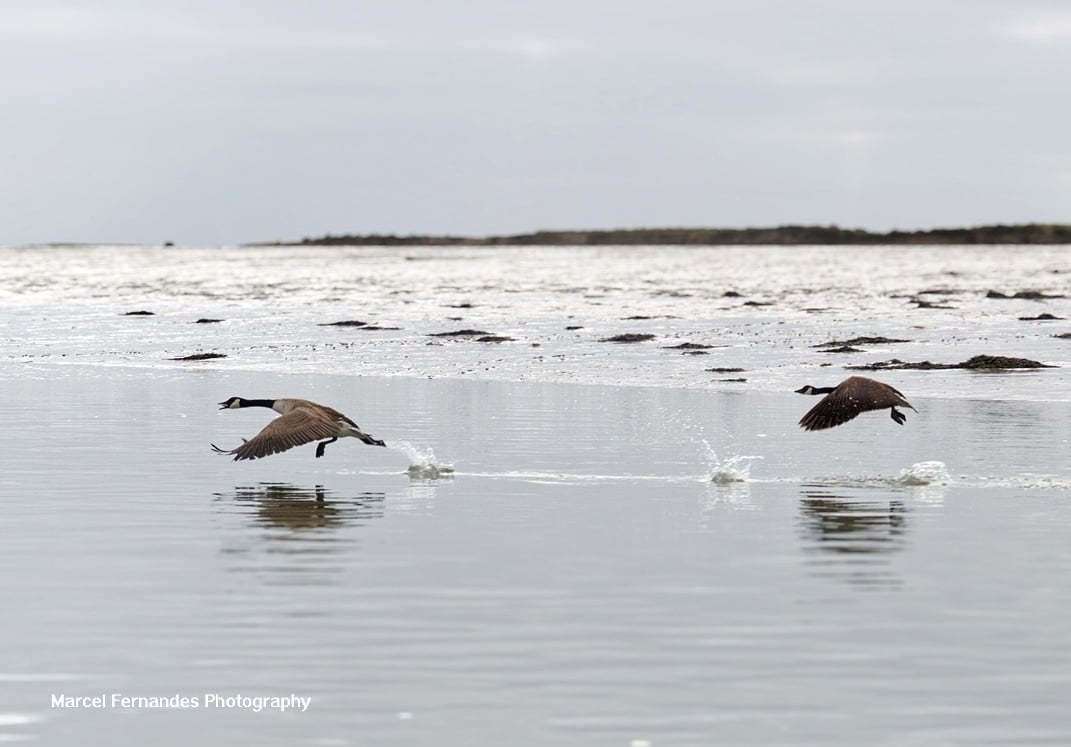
[2,364,1070,745]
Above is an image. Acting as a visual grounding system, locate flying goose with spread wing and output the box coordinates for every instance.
[795,376,916,431]
[212,397,386,461]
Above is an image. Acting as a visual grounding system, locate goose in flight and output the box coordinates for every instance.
[212,397,386,461]
[795,376,916,431]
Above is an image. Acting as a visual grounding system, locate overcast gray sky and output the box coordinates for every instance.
[2,0,1069,244]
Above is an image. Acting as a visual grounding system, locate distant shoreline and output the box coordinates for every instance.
[252,223,1071,246]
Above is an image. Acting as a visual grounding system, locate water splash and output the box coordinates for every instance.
[895,460,951,486]
[808,461,953,489]
[701,440,762,484]
[389,441,455,480]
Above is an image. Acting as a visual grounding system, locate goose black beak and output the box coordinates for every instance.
[793,386,809,394]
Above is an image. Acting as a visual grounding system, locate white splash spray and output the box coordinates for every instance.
[701,440,762,484]
[894,460,951,486]
[389,441,456,479]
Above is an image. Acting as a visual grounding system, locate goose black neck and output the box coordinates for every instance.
[243,399,276,409]
[813,387,837,395]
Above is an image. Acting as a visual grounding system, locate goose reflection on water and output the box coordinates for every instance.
[798,489,907,589]
[214,484,388,585]
[216,483,386,533]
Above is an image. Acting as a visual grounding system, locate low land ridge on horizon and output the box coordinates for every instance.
[255,223,1071,247]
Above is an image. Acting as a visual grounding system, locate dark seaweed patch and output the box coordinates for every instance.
[848,355,1054,371]
[1019,313,1064,321]
[663,342,715,350]
[170,352,227,361]
[429,329,491,337]
[814,336,909,348]
[600,333,656,343]
[986,289,1066,300]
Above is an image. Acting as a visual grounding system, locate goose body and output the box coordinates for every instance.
[212,397,385,461]
[795,376,916,431]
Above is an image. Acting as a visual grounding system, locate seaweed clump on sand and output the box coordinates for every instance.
[1019,313,1064,321]
[914,298,956,309]
[599,333,656,343]
[961,355,1055,369]
[476,335,514,343]
[195,318,223,324]
[819,345,865,353]
[706,367,746,373]
[1055,333,1071,340]
[170,352,227,361]
[319,320,368,327]
[813,336,910,348]
[429,329,491,337]
[986,289,1066,300]
[917,288,962,296]
[848,355,1054,371]
[663,342,715,350]
[123,310,154,316]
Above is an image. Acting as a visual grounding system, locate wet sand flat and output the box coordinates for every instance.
[2,364,1070,745]
[2,244,1069,400]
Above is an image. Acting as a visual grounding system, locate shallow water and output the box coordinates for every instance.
[2,363,1070,745]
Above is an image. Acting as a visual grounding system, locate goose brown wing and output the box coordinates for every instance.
[284,399,359,428]
[798,378,878,431]
[225,410,337,461]
[799,392,864,431]
[844,376,913,409]
[873,380,914,410]
[316,404,359,428]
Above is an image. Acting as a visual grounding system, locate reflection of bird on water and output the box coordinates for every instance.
[799,491,907,589]
[799,493,906,554]
[221,483,385,532]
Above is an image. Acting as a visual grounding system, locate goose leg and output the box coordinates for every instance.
[890,408,906,426]
[315,437,338,458]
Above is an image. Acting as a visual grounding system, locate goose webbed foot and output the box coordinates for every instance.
[890,408,907,426]
[315,437,338,458]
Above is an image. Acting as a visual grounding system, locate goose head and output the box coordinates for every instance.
[795,385,820,395]
[219,396,247,410]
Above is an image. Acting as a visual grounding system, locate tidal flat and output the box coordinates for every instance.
[2,363,1070,745]
[2,243,1071,744]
